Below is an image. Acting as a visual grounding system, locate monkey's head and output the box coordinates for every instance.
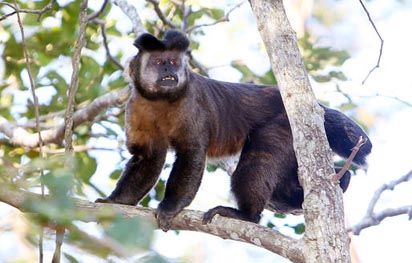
[128,30,190,101]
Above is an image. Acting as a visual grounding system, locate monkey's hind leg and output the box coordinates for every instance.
[203,122,289,224]
[96,146,167,206]
[203,153,274,224]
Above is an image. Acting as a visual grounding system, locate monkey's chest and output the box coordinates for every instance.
[124,99,180,150]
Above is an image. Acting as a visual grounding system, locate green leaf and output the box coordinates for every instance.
[299,32,350,82]
[293,223,305,234]
[206,164,219,172]
[105,217,155,250]
[140,253,171,263]
[231,60,276,85]
[63,253,81,263]
[75,151,97,184]
[274,213,286,219]
[266,222,275,228]
[109,169,122,180]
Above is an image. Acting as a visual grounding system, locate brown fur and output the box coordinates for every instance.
[96,31,372,231]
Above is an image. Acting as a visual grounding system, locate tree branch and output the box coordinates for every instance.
[358,0,384,84]
[334,136,368,181]
[186,1,245,34]
[87,0,109,21]
[92,19,124,71]
[348,170,412,234]
[0,185,304,263]
[348,205,412,235]
[0,0,55,22]
[112,0,145,36]
[249,0,350,262]
[64,0,89,154]
[146,0,177,29]
[0,87,130,148]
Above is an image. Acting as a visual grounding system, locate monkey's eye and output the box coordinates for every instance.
[169,59,179,66]
[154,58,163,65]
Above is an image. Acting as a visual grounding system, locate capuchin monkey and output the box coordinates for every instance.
[96,30,372,231]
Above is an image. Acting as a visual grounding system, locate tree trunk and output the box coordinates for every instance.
[249,0,351,262]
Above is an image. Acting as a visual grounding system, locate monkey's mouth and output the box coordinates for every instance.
[158,74,178,87]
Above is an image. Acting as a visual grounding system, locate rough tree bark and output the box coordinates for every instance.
[0,184,304,262]
[249,0,351,262]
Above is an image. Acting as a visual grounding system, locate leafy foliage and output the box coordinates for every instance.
[105,217,155,250]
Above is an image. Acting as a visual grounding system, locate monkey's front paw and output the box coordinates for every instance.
[202,206,221,224]
[95,197,114,203]
[155,207,176,232]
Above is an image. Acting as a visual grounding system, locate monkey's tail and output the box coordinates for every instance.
[323,106,372,166]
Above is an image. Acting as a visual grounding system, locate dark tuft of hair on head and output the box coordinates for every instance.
[163,30,190,51]
[133,33,165,51]
[133,30,189,52]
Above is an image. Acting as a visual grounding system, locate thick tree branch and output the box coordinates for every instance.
[249,0,349,262]
[0,87,130,148]
[0,185,304,263]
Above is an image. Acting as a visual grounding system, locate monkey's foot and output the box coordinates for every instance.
[203,206,261,224]
[95,197,114,203]
[155,207,177,232]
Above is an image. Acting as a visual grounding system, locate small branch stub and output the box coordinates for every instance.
[334,136,368,182]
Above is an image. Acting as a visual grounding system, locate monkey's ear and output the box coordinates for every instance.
[163,30,190,52]
[133,33,165,51]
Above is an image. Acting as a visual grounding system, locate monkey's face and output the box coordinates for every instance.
[130,50,188,101]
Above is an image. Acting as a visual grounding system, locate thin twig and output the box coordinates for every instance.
[0,0,55,21]
[51,226,65,263]
[11,0,43,155]
[348,170,412,235]
[64,0,89,154]
[12,1,46,260]
[366,170,412,215]
[87,0,109,21]
[146,0,177,29]
[59,1,89,261]
[334,136,368,181]
[181,0,189,31]
[362,93,412,108]
[187,51,209,76]
[92,19,124,70]
[186,1,245,34]
[349,205,412,235]
[358,0,384,85]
